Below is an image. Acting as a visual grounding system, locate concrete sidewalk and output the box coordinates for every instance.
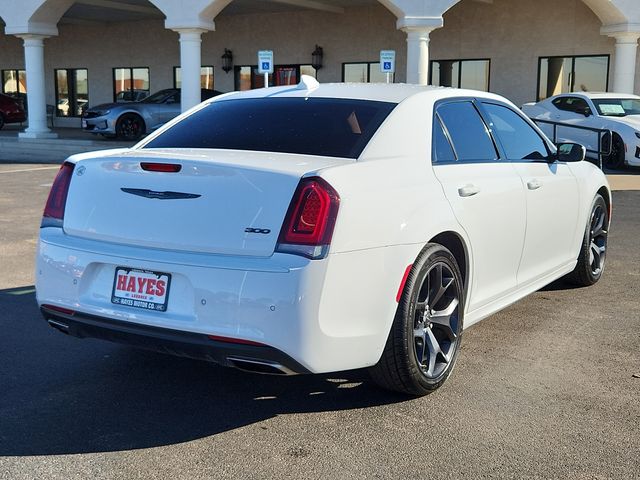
[0,125,134,163]
[606,171,640,191]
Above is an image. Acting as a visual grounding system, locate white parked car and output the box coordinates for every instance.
[523,92,640,169]
[37,79,611,396]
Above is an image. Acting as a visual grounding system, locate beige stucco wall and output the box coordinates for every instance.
[432,0,626,105]
[0,0,639,128]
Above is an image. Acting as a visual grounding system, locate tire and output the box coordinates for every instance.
[0,114,5,130]
[369,243,464,396]
[603,133,625,170]
[565,194,609,287]
[115,113,145,141]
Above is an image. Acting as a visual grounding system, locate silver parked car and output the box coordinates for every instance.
[81,88,222,140]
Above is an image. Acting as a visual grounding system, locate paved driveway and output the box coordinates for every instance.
[0,165,638,479]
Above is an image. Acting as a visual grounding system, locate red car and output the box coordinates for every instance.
[0,93,27,129]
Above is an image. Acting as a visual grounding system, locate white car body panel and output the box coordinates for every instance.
[523,92,640,167]
[433,162,526,312]
[513,161,580,284]
[36,83,611,375]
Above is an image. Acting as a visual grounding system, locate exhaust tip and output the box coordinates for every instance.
[227,357,297,376]
[47,319,70,334]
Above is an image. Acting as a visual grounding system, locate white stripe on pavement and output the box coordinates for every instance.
[0,166,60,175]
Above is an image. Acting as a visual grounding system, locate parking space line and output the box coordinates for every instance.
[0,166,60,175]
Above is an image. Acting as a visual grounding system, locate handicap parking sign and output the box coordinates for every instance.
[380,50,396,74]
[258,51,274,74]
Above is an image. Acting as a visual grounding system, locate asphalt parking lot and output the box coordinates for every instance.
[0,164,639,479]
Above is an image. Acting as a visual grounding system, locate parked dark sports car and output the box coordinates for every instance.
[0,93,27,129]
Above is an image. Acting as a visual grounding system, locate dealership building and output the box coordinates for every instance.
[0,0,639,138]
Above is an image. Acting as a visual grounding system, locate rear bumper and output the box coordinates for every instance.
[36,228,413,374]
[41,305,310,375]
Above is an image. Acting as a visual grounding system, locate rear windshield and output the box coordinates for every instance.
[143,97,397,159]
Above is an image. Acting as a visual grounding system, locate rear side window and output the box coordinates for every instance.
[433,117,456,163]
[552,96,590,114]
[143,97,397,159]
[436,101,498,162]
[483,103,550,160]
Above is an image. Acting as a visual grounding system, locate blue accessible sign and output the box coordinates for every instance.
[380,50,396,74]
[258,50,274,74]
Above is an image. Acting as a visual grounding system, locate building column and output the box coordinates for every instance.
[609,32,640,94]
[18,34,57,139]
[175,28,206,112]
[397,18,443,85]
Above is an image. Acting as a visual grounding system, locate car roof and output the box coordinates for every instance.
[553,92,640,100]
[213,81,511,105]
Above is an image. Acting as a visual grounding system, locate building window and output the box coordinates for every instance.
[55,69,88,117]
[537,55,609,101]
[173,66,215,89]
[342,62,392,83]
[2,69,27,110]
[430,59,490,91]
[113,67,150,102]
[234,65,314,90]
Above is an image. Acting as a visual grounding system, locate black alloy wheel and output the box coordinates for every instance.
[413,261,461,379]
[116,114,145,141]
[370,244,464,396]
[566,194,609,286]
[603,133,625,170]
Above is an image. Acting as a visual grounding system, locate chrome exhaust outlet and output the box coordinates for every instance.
[47,319,70,334]
[227,357,298,376]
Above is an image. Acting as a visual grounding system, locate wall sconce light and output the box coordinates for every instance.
[222,49,233,74]
[312,45,323,71]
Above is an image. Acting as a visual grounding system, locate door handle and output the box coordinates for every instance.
[527,179,542,190]
[458,184,481,198]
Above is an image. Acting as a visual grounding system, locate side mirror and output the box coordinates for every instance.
[556,142,586,163]
[581,107,592,117]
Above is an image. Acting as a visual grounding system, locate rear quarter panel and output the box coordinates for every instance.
[311,95,472,364]
[321,92,464,254]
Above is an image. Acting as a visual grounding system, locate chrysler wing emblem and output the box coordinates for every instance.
[121,188,201,200]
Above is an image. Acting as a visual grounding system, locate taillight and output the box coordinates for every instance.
[42,162,74,228]
[276,177,340,259]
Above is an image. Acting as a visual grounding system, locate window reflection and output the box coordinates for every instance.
[55,68,88,117]
[113,67,150,102]
[537,55,609,101]
[343,62,395,83]
[430,59,490,92]
[235,65,313,90]
[174,66,214,89]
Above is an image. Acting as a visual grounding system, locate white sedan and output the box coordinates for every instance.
[37,78,610,396]
[523,92,640,169]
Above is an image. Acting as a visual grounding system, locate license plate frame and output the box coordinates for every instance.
[111,267,171,312]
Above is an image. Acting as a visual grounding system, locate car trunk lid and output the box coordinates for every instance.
[63,149,351,257]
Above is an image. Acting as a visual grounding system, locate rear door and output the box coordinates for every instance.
[432,99,526,312]
[479,101,580,284]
